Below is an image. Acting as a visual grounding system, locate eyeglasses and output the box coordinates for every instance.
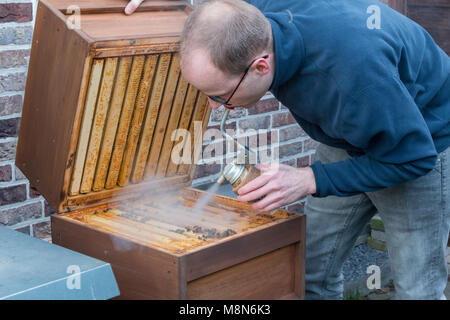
[208,55,269,110]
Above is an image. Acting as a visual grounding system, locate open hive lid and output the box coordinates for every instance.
[47,0,191,45]
[16,0,212,213]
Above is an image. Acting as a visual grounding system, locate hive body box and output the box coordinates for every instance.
[16,0,306,299]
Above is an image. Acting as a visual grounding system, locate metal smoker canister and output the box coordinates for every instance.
[222,163,261,195]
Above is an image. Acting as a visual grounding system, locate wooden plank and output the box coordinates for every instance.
[187,245,297,299]
[93,57,132,191]
[93,43,180,58]
[182,187,274,215]
[156,74,190,177]
[93,37,180,51]
[165,85,198,176]
[86,214,191,251]
[77,11,188,41]
[150,202,240,232]
[41,0,94,44]
[184,215,304,281]
[179,198,252,227]
[144,54,181,178]
[177,93,207,175]
[15,0,91,210]
[70,59,104,195]
[80,57,118,193]
[62,57,92,200]
[131,53,171,183]
[106,55,146,188]
[49,0,188,13]
[51,215,182,299]
[189,94,212,181]
[66,174,190,211]
[116,54,158,186]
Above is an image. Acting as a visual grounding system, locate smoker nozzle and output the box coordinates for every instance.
[217,107,255,186]
[216,173,226,185]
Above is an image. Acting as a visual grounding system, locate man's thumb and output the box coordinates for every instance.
[125,0,144,15]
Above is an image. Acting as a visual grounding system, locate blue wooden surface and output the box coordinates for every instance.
[0,225,119,300]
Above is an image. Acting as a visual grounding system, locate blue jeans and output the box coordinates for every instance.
[305,143,450,300]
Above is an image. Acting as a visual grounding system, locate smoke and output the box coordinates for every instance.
[105,176,239,253]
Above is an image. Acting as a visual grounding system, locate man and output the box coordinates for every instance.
[129,0,450,299]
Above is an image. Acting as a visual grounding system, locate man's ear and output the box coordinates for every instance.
[254,58,271,76]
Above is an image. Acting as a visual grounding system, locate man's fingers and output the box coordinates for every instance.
[251,192,283,212]
[236,173,272,195]
[237,181,274,202]
[125,0,144,15]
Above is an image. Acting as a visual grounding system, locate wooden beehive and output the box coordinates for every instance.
[16,0,306,299]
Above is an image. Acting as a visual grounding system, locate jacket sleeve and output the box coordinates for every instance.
[310,75,438,197]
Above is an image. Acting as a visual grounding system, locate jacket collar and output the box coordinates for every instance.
[265,12,305,90]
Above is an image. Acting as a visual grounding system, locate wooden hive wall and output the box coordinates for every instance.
[69,52,209,196]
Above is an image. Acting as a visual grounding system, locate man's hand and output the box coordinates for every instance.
[124,0,144,15]
[237,163,317,212]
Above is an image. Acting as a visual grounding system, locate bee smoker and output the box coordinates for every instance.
[216,109,261,195]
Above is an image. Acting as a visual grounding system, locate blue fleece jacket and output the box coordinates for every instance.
[246,0,450,197]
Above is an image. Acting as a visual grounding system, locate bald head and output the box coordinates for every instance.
[180,0,272,76]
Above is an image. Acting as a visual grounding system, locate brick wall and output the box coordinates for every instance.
[0,0,55,241]
[0,0,317,242]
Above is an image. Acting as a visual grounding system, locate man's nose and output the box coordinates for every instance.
[207,98,222,110]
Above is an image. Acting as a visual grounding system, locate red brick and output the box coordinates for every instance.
[297,156,310,168]
[29,185,41,198]
[247,98,279,115]
[0,201,41,225]
[14,165,26,180]
[202,127,224,143]
[272,111,297,127]
[238,115,270,131]
[257,148,276,164]
[210,107,247,122]
[0,26,33,45]
[0,139,17,161]
[202,140,226,160]
[303,139,320,152]
[0,183,26,206]
[207,121,236,132]
[279,125,306,142]
[0,95,22,116]
[281,158,296,167]
[0,3,33,23]
[33,221,52,240]
[279,141,302,158]
[0,49,30,68]
[0,72,27,93]
[0,164,12,182]
[194,163,221,179]
[0,117,20,138]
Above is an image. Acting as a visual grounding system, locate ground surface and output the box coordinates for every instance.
[343,243,450,300]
